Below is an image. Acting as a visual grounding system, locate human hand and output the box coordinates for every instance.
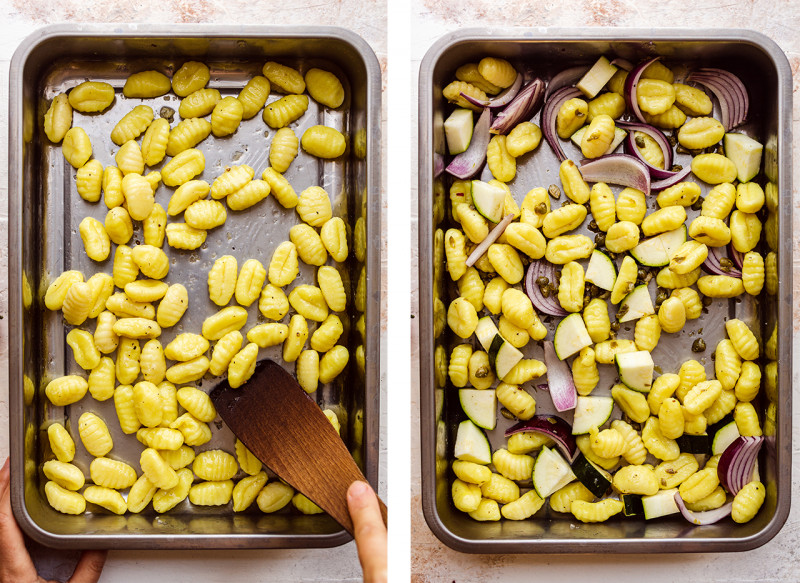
[347,481,387,583]
[0,457,108,583]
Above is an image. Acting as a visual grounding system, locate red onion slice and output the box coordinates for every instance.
[694,68,749,126]
[617,120,674,179]
[624,57,661,124]
[610,58,634,72]
[717,436,764,494]
[703,245,742,278]
[459,73,523,109]
[674,492,733,526]
[524,260,568,317]
[465,214,514,268]
[490,78,545,135]
[433,152,444,178]
[687,68,749,131]
[543,341,577,412]
[578,154,651,194]
[445,107,490,179]
[728,242,745,270]
[544,65,589,101]
[505,415,577,461]
[651,166,693,191]
[541,86,583,163]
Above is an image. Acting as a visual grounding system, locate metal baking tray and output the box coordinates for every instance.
[9,24,381,549]
[418,29,792,553]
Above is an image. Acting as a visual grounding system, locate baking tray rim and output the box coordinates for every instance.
[417,27,793,554]
[8,22,383,550]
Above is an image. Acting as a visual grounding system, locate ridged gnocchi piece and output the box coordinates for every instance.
[140,447,179,490]
[487,243,523,284]
[158,381,178,427]
[678,117,725,150]
[161,148,205,187]
[732,481,765,523]
[654,453,698,489]
[43,459,85,491]
[62,127,93,168]
[227,179,271,211]
[90,457,137,490]
[115,139,144,175]
[228,343,259,389]
[289,285,329,322]
[296,349,320,393]
[642,205,686,237]
[580,114,615,159]
[263,94,309,129]
[319,346,349,384]
[735,361,762,403]
[261,167,298,209]
[296,186,332,227]
[193,450,238,482]
[133,381,163,428]
[736,182,765,214]
[131,245,169,279]
[557,261,585,313]
[175,386,216,423]
[594,339,636,364]
[495,382,535,420]
[455,62,501,94]
[658,296,686,334]
[571,499,623,523]
[634,314,661,352]
[448,344,472,388]
[104,207,133,245]
[112,317,161,340]
[317,266,347,313]
[467,351,494,390]
[111,385,140,436]
[452,479,482,513]
[641,417,679,461]
[235,439,263,476]
[137,427,184,451]
[729,210,762,253]
[44,93,72,143]
[45,481,86,515]
[208,330,244,377]
[613,464,659,496]
[589,182,616,231]
[556,98,589,139]
[76,159,103,202]
[172,61,210,97]
[102,165,124,208]
[62,281,93,326]
[170,413,212,447]
[734,402,762,437]
[236,75,270,119]
[697,275,745,298]
[165,223,207,250]
[269,127,299,173]
[572,347,598,396]
[684,380,723,415]
[166,118,212,157]
[262,61,305,94]
[486,135,515,182]
[725,319,760,361]
[152,467,193,512]
[78,217,110,262]
[111,105,154,146]
[121,173,155,221]
[156,284,189,328]
[83,485,126,514]
[542,203,587,239]
[78,412,113,457]
[446,297,478,339]
[268,241,299,287]
[742,251,765,295]
[480,473,520,504]
[257,481,294,513]
[207,255,238,306]
[123,70,170,98]
[66,329,101,370]
[127,475,157,513]
[678,467,719,504]
[589,426,628,458]
[164,333,209,362]
[165,356,210,384]
[691,153,737,184]
[232,472,269,512]
[179,88,221,118]
[290,224,327,267]
[259,284,290,321]
[443,80,487,111]
[211,96,244,137]
[210,165,253,200]
[45,270,84,311]
[300,124,348,160]
[48,423,76,463]
[505,121,542,157]
[503,222,546,260]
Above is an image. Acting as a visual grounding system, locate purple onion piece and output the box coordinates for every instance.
[578,154,651,194]
[541,86,583,163]
[693,68,749,129]
[728,243,745,270]
[717,436,764,494]
[544,65,589,101]
[464,214,515,268]
[617,120,674,179]
[459,73,523,109]
[651,165,693,191]
[703,245,742,278]
[624,57,661,124]
[543,341,577,412]
[610,58,634,72]
[505,415,577,460]
[490,78,545,135]
[433,152,444,178]
[524,260,568,317]
[445,107,490,179]
[674,492,734,526]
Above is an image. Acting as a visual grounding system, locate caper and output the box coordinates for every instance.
[719,257,733,272]
[655,290,668,305]
[671,164,683,173]
[637,268,648,281]
[691,196,705,212]
[541,285,550,298]
[606,251,617,261]
[702,295,713,307]
[667,134,678,148]
[610,321,621,332]
[159,106,175,122]
[598,291,611,301]
[562,199,572,206]
[653,365,663,375]
[635,135,647,149]
[692,339,706,353]
[594,233,606,247]
[548,184,561,200]
[475,366,490,378]
[675,145,691,155]
[536,276,550,287]
[587,219,599,232]
[500,408,515,420]
[535,202,548,215]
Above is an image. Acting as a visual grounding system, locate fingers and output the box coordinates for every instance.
[347,481,387,583]
[0,457,38,583]
[67,550,108,583]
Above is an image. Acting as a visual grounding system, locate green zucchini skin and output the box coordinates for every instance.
[571,452,612,498]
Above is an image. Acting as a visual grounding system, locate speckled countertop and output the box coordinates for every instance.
[0,2,386,582]
[410,2,800,582]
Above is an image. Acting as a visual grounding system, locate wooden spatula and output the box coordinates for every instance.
[209,358,387,535]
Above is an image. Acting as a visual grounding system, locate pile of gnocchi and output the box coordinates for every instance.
[436,55,778,526]
[38,60,360,518]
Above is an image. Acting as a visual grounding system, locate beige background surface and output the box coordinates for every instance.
[410,2,800,581]
[0,2,387,581]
